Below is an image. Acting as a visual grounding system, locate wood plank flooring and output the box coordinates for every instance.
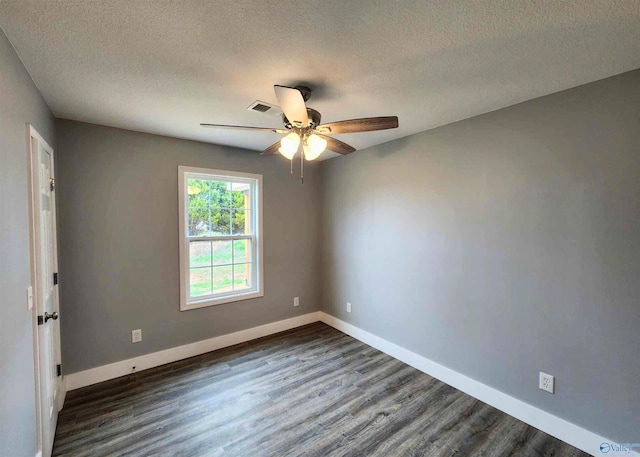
[53,323,590,457]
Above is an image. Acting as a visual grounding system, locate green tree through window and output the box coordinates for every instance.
[187,179,247,236]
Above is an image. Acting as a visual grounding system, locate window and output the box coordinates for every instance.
[178,166,263,310]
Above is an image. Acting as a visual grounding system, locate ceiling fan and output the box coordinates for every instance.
[201,85,399,182]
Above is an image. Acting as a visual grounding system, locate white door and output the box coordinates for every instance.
[29,126,62,457]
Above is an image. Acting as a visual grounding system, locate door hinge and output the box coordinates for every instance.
[37,315,44,325]
[56,364,62,377]
[50,178,55,192]
[53,272,58,285]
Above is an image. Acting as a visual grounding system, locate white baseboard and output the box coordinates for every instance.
[319,311,636,457]
[65,312,320,391]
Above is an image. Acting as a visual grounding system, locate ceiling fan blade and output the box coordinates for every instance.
[201,123,287,133]
[260,141,282,155]
[315,116,398,134]
[318,134,356,155]
[274,85,308,127]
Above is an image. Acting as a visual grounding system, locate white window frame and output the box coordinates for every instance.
[178,166,263,311]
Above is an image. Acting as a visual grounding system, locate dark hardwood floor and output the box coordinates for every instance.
[53,323,589,457]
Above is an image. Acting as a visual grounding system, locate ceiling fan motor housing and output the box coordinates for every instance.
[282,108,322,130]
[294,86,312,102]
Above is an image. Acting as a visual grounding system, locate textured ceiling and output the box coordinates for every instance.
[1,0,640,160]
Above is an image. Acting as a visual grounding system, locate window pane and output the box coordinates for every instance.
[232,210,250,235]
[190,267,212,297]
[210,181,231,208]
[187,178,209,207]
[233,239,251,264]
[231,182,251,209]
[190,241,211,267]
[212,265,233,294]
[212,240,232,265]
[211,209,231,235]
[233,263,252,290]
[188,207,210,236]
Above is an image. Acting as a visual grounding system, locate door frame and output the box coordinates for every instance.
[27,124,64,457]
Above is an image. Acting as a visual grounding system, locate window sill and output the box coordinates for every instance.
[180,290,264,311]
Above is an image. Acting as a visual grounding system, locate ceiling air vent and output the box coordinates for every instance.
[251,103,271,112]
[247,100,282,117]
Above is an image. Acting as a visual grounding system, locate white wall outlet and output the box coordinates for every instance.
[347,302,352,313]
[26,286,33,310]
[132,329,142,343]
[539,372,554,393]
[293,296,299,307]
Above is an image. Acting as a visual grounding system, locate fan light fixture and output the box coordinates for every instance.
[278,132,300,159]
[303,134,327,161]
[279,132,327,161]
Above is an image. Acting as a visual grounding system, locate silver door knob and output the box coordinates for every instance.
[44,311,59,322]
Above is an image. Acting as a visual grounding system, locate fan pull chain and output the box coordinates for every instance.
[300,148,304,184]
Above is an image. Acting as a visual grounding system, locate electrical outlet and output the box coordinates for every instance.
[539,372,554,393]
[132,329,142,343]
[293,296,299,307]
[347,302,352,313]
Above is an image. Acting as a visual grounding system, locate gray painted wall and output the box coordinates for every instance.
[55,120,321,374]
[320,70,640,442]
[0,29,56,457]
